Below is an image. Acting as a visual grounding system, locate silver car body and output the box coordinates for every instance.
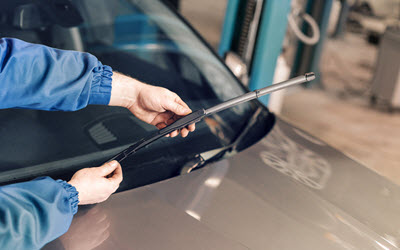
[2,0,398,249]
[45,118,400,249]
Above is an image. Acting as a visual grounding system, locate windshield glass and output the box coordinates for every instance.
[0,0,272,189]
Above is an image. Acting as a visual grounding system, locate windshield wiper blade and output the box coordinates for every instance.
[109,73,315,163]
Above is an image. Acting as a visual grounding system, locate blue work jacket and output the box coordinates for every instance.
[0,38,113,249]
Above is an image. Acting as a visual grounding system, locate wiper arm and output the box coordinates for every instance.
[180,107,265,174]
[109,73,315,163]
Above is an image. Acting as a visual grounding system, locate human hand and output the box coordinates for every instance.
[68,161,123,205]
[109,72,195,137]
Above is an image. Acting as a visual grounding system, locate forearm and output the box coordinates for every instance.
[0,38,112,111]
[0,177,78,249]
[109,72,145,109]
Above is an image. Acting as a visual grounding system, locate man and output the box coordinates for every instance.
[0,37,195,249]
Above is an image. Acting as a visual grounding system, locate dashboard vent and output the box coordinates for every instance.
[88,122,117,145]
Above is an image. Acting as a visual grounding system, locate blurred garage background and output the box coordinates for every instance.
[165,0,400,185]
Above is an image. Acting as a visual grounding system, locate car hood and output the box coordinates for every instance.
[45,117,400,250]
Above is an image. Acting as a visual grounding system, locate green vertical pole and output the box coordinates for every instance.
[248,0,292,105]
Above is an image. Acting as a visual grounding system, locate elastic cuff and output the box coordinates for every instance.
[88,62,113,105]
[56,180,79,215]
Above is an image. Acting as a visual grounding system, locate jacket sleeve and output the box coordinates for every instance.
[0,37,113,111]
[0,177,79,249]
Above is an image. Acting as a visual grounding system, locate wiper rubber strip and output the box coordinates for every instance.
[109,73,315,163]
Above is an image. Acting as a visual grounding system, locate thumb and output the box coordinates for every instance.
[97,161,120,177]
[163,94,192,116]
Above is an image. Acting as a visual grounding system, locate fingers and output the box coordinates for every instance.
[156,122,194,138]
[156,123,167,129]
[151,111,174,126]
[176,96,191,112]
[167,128,191,137]
[68,161,123,205]
[155,123,171,137]
[97,161,120,177]
[152,91,196,138]
[173,95,192,116]
[162,93,192,116]
[108,164,123,185]
[181,128,189,137]
[188,123,195,132]
[170,130,179,138]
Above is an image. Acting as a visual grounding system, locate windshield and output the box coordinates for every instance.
[0,0,273,189]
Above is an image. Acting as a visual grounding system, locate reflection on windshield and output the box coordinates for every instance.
[78,0,248,108]
[0,0,266,186]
